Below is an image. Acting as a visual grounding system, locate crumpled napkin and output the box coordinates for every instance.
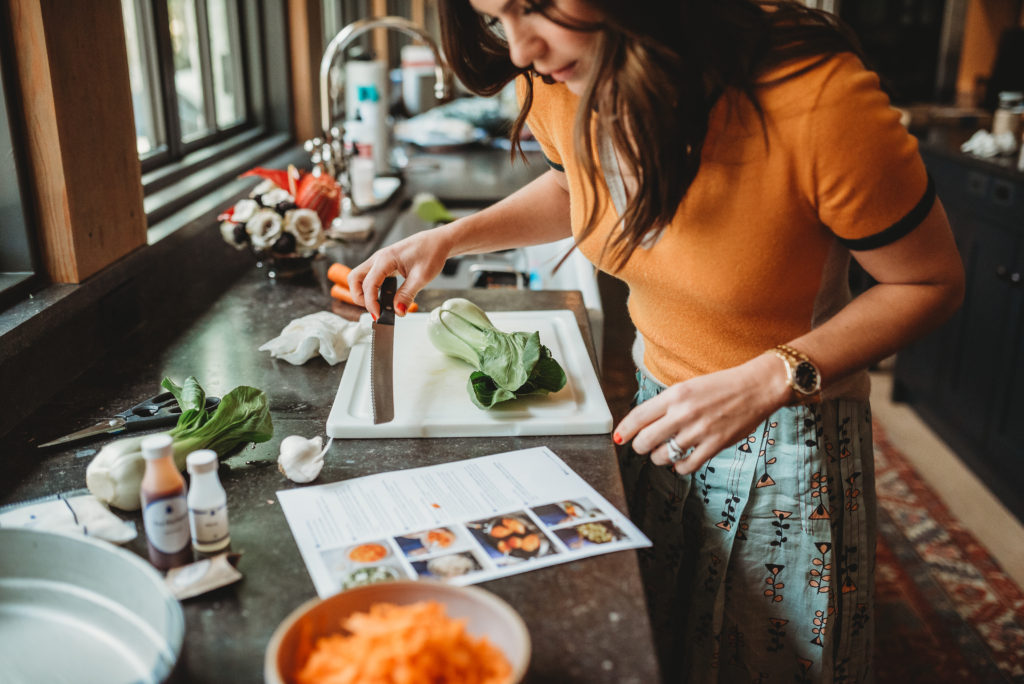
[960,129,1019,158]
[259,311,370,365]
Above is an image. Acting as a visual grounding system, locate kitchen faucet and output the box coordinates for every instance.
[306,16,450,211]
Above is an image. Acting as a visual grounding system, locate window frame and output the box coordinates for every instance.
[136,0,294,226]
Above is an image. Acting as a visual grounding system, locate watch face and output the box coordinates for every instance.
[794,361,820,394]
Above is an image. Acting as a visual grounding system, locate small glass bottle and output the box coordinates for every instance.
[186,449,231,553]
[140,434,192,570]
[992,91,1023,142]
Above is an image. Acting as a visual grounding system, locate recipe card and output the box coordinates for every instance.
[277,446,651,598]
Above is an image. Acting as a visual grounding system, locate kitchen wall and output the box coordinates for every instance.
[957,0,1024,106]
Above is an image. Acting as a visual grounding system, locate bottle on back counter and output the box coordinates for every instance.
[186,450,231,554]
[140,434,192,570]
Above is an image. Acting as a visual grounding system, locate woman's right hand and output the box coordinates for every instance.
[347,227,454,318]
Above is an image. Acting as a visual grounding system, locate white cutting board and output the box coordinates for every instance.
[326,310,612,438]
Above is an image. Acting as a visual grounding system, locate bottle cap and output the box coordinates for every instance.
[186,449,218,474]
[141,434,174,460]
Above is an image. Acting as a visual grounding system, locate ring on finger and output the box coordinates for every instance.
[666,437,688,464]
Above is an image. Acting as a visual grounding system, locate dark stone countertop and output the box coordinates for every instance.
[914,124,1024,184]
[0,264,659,680]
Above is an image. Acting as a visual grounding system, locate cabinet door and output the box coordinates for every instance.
[938,215,1019,449]
[989,240,1024,485]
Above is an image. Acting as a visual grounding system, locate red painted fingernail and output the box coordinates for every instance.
[371,312,378,322]
[613,432,623,445]
[396,302,407,315]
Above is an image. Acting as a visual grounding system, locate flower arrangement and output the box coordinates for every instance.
[219,166,342,260]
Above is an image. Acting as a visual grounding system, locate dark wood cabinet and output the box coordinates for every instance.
[893,147,1024,519]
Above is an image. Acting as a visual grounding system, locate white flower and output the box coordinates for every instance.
[284,208,324,252]
[246,209,283,250]
[260,188,293,208]
[250,179,278,197]
[220,221,247,250]
[231,198,260,224]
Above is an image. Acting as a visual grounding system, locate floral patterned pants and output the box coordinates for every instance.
[621,371,876,683]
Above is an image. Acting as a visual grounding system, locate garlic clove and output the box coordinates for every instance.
[277,435,330,483]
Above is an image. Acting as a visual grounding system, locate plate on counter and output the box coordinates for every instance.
[326,310,612,438]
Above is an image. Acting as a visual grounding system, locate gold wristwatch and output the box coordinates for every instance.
[773,344,822,405]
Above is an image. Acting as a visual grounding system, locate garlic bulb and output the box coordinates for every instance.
[277,435,331,483]
[246,209,283,250]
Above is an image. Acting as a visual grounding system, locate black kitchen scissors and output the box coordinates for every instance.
[38,391,221,448]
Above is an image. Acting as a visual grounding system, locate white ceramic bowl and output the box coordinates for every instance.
[0,528,184,683]
[264,580,530,684]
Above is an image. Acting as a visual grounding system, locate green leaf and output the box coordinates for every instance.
[515,350,567,396]
[479,330,540,391]
[159,378,273,469]
[163,376,210,433]
[468,371,517,409]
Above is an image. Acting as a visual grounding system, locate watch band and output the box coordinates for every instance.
[773,344,822,405]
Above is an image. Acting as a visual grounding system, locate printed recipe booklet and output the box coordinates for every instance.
[278,446,652,597]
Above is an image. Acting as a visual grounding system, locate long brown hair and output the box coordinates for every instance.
[438,0,862,268]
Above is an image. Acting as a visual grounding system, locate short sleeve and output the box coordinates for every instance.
[517,74,566,171]
[807,54,932,249]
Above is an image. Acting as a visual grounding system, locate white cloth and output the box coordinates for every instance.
[0,493,137,544]
[259,312,370,365]
[960,128,1019,158]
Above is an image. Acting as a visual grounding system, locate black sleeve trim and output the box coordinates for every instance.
[837,175,936,251]
[544,154,565,172]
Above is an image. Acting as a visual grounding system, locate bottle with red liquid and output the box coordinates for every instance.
[140,434,192,570]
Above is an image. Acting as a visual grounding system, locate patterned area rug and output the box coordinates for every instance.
[873,423,1024,683]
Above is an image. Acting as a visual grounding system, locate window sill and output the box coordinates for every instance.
[0,143,308,439]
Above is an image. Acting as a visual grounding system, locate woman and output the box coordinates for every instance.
[348,1,965,680]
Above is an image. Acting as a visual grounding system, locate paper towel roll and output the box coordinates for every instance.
[345,60,390,171]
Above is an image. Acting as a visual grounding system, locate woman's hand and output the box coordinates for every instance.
[614,353,791,474]
[347,227,455,318]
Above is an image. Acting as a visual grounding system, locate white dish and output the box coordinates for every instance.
[0,528,184,684]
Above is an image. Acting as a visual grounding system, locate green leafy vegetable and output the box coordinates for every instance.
[162,376,274,468]
[426,298,567,409]
[87,376,274,510]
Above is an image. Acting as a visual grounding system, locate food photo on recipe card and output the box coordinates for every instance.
[276,447,652,598]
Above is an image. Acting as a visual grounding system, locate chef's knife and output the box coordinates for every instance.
[370,276,397,424]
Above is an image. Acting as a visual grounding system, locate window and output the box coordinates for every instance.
[0,20,39,310]
[122,0,293,224]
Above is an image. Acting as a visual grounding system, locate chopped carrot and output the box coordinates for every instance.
[296,600,513,684]
[327,262,353,285]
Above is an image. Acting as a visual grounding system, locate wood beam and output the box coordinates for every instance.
[288,0,323,142]
[8,0,146,284]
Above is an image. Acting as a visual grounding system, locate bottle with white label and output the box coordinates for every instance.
[140,434,192,570]
[186,449,231,553]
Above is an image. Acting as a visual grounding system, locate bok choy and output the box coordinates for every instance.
[86,376,273,510]
[427,298,567,409]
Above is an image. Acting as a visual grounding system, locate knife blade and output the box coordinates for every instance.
[370,276,397,424]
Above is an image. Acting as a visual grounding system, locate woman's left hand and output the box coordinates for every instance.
[613,353,791,474]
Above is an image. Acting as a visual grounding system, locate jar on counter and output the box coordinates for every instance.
[141,434,192,570]
[186,449,231,553]
[993,91,1023,140]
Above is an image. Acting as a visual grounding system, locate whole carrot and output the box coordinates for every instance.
[330,281,418,312]
[330,283,357,305]
[327,262,352,285]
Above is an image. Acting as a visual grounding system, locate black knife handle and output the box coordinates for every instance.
[378,276,397,325]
